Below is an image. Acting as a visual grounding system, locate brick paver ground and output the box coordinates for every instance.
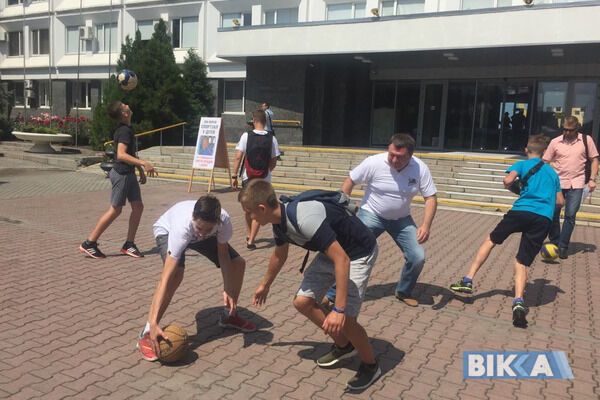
[0,161,599,399]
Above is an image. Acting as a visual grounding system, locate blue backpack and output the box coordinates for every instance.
[279,190,358,272]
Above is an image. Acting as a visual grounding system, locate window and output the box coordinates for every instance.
[137,20,156,40]
[462,0,494,9]
[72,81,92,109]
[223,80,244,112]
[66,26,92,53]
[8,31,23,56]
[397,0,425,14]
[96,23,118,53]
[8,0,41,5]
[327,2,366,20]
[221,13,252,28]
[171,17,198,48]
[8,81,25,106]
[265,8,299,25]
[36,80,51,107]
[462,0,513,10]
[30,29,49,55]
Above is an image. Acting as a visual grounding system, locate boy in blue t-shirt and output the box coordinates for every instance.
[450,135,564,328]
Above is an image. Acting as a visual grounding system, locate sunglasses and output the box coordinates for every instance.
[562,127,577,132]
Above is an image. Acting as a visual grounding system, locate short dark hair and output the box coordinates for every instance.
[252,109,267,126]
[389,133,415,154]
[262,102,270,108]
[193,195,221,223]
[107,101,123,121]
[526,134,550,155]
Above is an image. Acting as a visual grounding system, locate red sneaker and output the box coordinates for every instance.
[137,333,158,361]
[218,314,257,332]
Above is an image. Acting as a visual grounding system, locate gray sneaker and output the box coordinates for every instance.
[347,361,382,391]
[316,343,357,367]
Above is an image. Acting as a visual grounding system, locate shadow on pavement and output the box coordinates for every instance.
[191,306,274,350]
[568,241,596,255]
[270,338,404,394]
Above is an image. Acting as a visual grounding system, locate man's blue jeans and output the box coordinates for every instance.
[549,188,583,250]
[326,208,425,301]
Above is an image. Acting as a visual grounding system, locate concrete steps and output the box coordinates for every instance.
[121,144,600,225]
[0,141,103,171]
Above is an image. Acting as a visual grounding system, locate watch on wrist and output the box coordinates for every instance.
[331,306,345,314]
[232,175,238,179]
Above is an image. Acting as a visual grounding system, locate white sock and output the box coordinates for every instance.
[142,322,150,336]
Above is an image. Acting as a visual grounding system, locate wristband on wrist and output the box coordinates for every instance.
[332,306,345,314]
[232,175,238,179]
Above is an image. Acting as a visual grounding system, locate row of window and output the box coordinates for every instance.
[7,80,95,109]
[5,18,197,57]
[6,79,245,113]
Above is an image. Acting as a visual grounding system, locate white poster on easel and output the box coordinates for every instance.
[192,117,221,170]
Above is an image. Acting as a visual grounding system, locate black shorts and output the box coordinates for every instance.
[155,235,240,269]
[489,210,552,267]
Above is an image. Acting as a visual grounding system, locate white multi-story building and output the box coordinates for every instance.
[2,0,600,150]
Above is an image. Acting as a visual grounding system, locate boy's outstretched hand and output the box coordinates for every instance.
[253,283,270,306]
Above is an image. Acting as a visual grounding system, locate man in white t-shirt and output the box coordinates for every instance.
[326,134,437,307]
[232,109,281,249]
[136,195,256,362]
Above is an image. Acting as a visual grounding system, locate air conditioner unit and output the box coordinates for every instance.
[0,26,7,42]
[79,26,94,40]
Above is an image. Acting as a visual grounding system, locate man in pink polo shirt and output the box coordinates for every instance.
[543,116,599,259]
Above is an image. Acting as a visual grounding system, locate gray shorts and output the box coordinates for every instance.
[155,234,240,269]
[296,244,378,317]
[109,169,141,207]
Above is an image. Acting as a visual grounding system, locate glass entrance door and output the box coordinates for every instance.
[419,83,445,148]
[570,82,597,136]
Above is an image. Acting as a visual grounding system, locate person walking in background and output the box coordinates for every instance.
[232,109,281,249]
[543,116,598,259]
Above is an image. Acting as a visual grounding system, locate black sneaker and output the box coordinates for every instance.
[450,279,473,294]
[79,240,106,259]
[316,343,357,367]
[512,301,528,328]
[347,361,382,391]
[559,247,568,260]
[121,242,143,258]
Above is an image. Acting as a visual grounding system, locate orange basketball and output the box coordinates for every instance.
[158,324,189,363]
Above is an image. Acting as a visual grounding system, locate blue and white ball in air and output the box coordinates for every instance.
[117,69,138,91]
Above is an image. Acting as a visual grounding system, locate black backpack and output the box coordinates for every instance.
[279,190,358,272]
[244,131,273,179]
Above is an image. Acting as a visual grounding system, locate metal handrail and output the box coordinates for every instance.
[272,119,302,127]
[103,121,188,148]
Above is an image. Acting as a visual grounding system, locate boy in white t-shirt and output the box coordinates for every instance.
[137,195,256,362]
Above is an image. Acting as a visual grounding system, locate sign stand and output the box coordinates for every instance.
[188,117,233,193]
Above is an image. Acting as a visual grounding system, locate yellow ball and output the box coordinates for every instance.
[540,243,559,261]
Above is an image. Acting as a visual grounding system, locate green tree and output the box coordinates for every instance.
[0,85,14,140]
[91,19,208,149]
[90,77,121,149]
[182,49,214,124]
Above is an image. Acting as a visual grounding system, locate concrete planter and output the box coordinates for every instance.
[12,131,73,153]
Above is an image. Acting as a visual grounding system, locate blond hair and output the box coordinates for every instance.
[238,179,278,210]
[527,134,551,155]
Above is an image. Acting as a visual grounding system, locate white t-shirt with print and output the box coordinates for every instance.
[235,130,281,182]
[152,200,233,260]
[350,153,437,220]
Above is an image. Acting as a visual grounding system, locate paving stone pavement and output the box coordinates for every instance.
[0,165,599,399]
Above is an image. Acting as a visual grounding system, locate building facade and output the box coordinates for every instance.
[2,0,600,151]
